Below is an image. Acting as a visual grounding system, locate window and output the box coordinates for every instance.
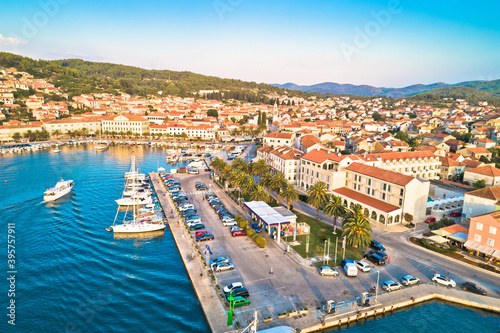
[400,189,404,196]
[382,193,386,201]
[388,185,391,192]
[354,175,358,181]
[474,234,481,242]
[476,222,483,231]
[490,226,497,235]
[383,184,387,191]
[487,238,495,247]
[368,179,371,186]
[399,199,402,206]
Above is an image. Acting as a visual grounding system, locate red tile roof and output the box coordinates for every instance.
[264,132,294,139]
[466,186,500,200]
[466,165,500,177]
[332,187,400,213]
[346,162,415,186]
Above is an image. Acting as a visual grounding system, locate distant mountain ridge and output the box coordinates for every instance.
[273,80,500,98]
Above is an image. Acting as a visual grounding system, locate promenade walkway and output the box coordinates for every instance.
[150,172,230,333]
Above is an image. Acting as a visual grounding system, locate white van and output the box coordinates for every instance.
[341,259,358,277]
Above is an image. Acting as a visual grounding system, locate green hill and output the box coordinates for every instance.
[410,86,500,106]
[0,52,309,101]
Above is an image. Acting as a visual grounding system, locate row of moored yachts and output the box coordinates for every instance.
[107,155,166,233]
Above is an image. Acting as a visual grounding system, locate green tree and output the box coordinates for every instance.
[307,181,329,221]
[207,109,218,117]
[249,185,270,203]
[253,159,269,177]
[323,195,346,233]
[281,184,299,210]
[342,214,372,248]
[12,132,21,142]
[472,179,486,190]
[268,173,287,204]
[479,155,491,164]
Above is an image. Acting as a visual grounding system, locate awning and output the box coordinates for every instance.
[492,250,500,260]
[464,240,496,255]
[428,235,448,244]
[447,232,468,243]
[432,229,450,237]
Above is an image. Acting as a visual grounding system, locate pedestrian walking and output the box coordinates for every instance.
[388,256,392,264]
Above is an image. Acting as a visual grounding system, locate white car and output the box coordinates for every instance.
[319,266,339,276]
[401,275,420,286]
[432,274,456,287]
[222,219,237,226]
[355,260,371,272]
[381,280,402,292]
[188,168,199,174]
[214,262,235,272]
[223,282,243,293]
[186,218,202,225]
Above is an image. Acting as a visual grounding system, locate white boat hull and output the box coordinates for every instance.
[111,222,165,233]
[44,180,74,202]
[115,197,153,206]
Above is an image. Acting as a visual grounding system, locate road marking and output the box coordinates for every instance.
[246,276,277,284]
[250,286,286,296]
[238,300,287,314]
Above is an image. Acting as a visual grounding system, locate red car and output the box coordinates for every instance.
[450,211,461,217]
[231,230,246,237]
[196,230,208,237]
[425,216,436,223]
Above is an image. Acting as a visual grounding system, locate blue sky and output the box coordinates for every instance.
[0,0,499,87]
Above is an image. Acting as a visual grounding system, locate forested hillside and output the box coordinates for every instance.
[0,52,309,101]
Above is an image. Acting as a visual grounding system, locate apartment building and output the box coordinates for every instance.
[263,132,294,148]
[464,165,500,186]
[461,186,500,223]
[357,151,441,180]
[466,211,500,260]
[259,146,303,185]
[437,156,465,181]
[43,118,101,135]
[102,114,150,135]
[299,149,362,190]
[332,162,430,224]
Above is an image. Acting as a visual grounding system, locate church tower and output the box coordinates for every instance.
[272,101,279,123]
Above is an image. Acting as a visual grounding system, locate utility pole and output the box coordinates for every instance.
[335,237,338,263]
[323,240,327,264]
[326,238,330,264]
[305,234,310,254]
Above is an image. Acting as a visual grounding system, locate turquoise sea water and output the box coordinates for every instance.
[0,145,498,333]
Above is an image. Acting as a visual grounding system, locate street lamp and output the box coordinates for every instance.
[375,270,380,301]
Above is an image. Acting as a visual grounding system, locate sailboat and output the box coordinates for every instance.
[108,155,165,233]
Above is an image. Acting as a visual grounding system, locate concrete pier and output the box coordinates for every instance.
[150,172,230,333]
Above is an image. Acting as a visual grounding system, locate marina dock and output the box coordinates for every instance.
[150,172,230,333]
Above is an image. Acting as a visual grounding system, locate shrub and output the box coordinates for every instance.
[251,233,260,242]
[238,219,248,229]
[235,215,243,222]
[421,238,457,254]
[299,194,308,202]
[255,236,267,248]
[440,217,456,226]
[429,221,445,230]
[247,229,256,237]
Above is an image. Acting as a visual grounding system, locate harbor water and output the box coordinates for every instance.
[0,145,499,332]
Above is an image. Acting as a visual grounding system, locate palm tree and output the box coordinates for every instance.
[323,195,346,233]
[281,184,299,210]
[347,204,365,219]
[342,214,372,248]
[245,161,255,175]
[12,132,21,142]
[260,172,274,195]
[210,157,226,177]
[253,159,269,177]
[232,157,247,171]
[307,181,329,221]
[240,175,255,195]
[249,185,270,203]
[268,173,287,204]
[52,129,60,140]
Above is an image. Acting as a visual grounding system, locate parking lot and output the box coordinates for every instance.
[169,172,435,324]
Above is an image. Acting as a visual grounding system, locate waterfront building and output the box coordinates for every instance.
[101,114,150,136]
[466,211,500,260]
[263,132,294,148]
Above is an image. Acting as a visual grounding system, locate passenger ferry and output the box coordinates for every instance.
[43,179,74,202]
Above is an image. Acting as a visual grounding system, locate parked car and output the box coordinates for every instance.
[189,223,205,231]
[370,240,386,252]
[225,287,249,299]
[186,218,202,224]
[319,266,339,276]
[230,226,243,233]
[195,230,208,238]
[196,233,214,242]
[210,257,230,267]
[354,260,371,272]
[232,296,250,307]
[450,211,461,217]
[381,281,402,292]
[369,250,388,260]
[401,275,420,286]
[432,274,456,287]
[461,282,487,295]
[222,282,243,294]
[222,219,237,227]
[214,262,235,272]
[341,259,358,277]
[204,153,211,157]
[179,204,195,211]
[252,223,262,233]
[232,230,246,237]
[425,216,436,223]
[364,254,386,266]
